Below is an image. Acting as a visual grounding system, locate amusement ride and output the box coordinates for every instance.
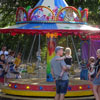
[0,0,100,98]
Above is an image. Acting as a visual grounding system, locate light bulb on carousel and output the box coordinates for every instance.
[79,86,82,90]
[9,84,12,87]
[26,86,30,90]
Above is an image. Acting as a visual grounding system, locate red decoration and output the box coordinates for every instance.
[0,78,4,83]
[11,32,16,36]
[78,34,89,40]
[58,33,62,36]
[90,35,100,40]
[16,7,28,22]
[81,8,88,22]
[39,8,43,11]
[8,82,92,91]
[0,29,100,40]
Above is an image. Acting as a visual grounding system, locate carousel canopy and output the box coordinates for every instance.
[35,0,68,9]
[0,0,100,40]
[0,22,100,33]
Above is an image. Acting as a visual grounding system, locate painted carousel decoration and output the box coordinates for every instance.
[16,2,88,22]
[0,0,100,98]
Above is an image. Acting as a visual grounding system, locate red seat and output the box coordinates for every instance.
[0,78,4,83]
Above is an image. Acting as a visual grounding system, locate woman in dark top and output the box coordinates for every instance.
[92,49,100,100]
[0,54,6,78]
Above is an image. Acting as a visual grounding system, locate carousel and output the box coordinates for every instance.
[0,0,100,98]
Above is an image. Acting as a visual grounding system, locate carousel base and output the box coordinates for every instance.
[1,78,93,98]
[0,93,95,100]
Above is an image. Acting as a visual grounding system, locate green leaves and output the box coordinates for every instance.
[65,0,100,24]
[0,0,39,28]
[26,6,31,12]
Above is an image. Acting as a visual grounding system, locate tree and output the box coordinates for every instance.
[66,0,100,24]
[0,0,39,27]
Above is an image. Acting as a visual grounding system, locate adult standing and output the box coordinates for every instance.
[93,49,100,100]
[0,46,8,59]
[51,46,69,100]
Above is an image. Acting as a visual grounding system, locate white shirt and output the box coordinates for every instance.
[0,50,9,59]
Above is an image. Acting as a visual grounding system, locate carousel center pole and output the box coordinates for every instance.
[46,32,58,82]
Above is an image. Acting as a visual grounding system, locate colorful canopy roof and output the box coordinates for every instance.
[0,22,100,34]
[0,0,100,40]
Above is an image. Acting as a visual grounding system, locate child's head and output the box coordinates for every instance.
[65,47,71,56]
[81,59,85,64]
[89,56,95,64]
[17,53,22,59]
[9,51,15,57]
[96,49,100,58]
[78,49,80,52]
[2,46,7,51]
[0,54,5,60]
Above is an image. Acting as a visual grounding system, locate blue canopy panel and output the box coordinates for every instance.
[17,23,57,30]
[55,0,68,8]
[1,22,100,40]
[35,0,68,9]
[1,23,100,31]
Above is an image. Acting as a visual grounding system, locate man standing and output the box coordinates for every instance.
[51,46,69,100]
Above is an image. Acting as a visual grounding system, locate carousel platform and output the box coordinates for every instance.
[1,78,94,98]
[0,92,95,100]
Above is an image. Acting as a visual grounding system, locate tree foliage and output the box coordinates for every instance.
[0,0,39,27]
[66,0,100,24]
